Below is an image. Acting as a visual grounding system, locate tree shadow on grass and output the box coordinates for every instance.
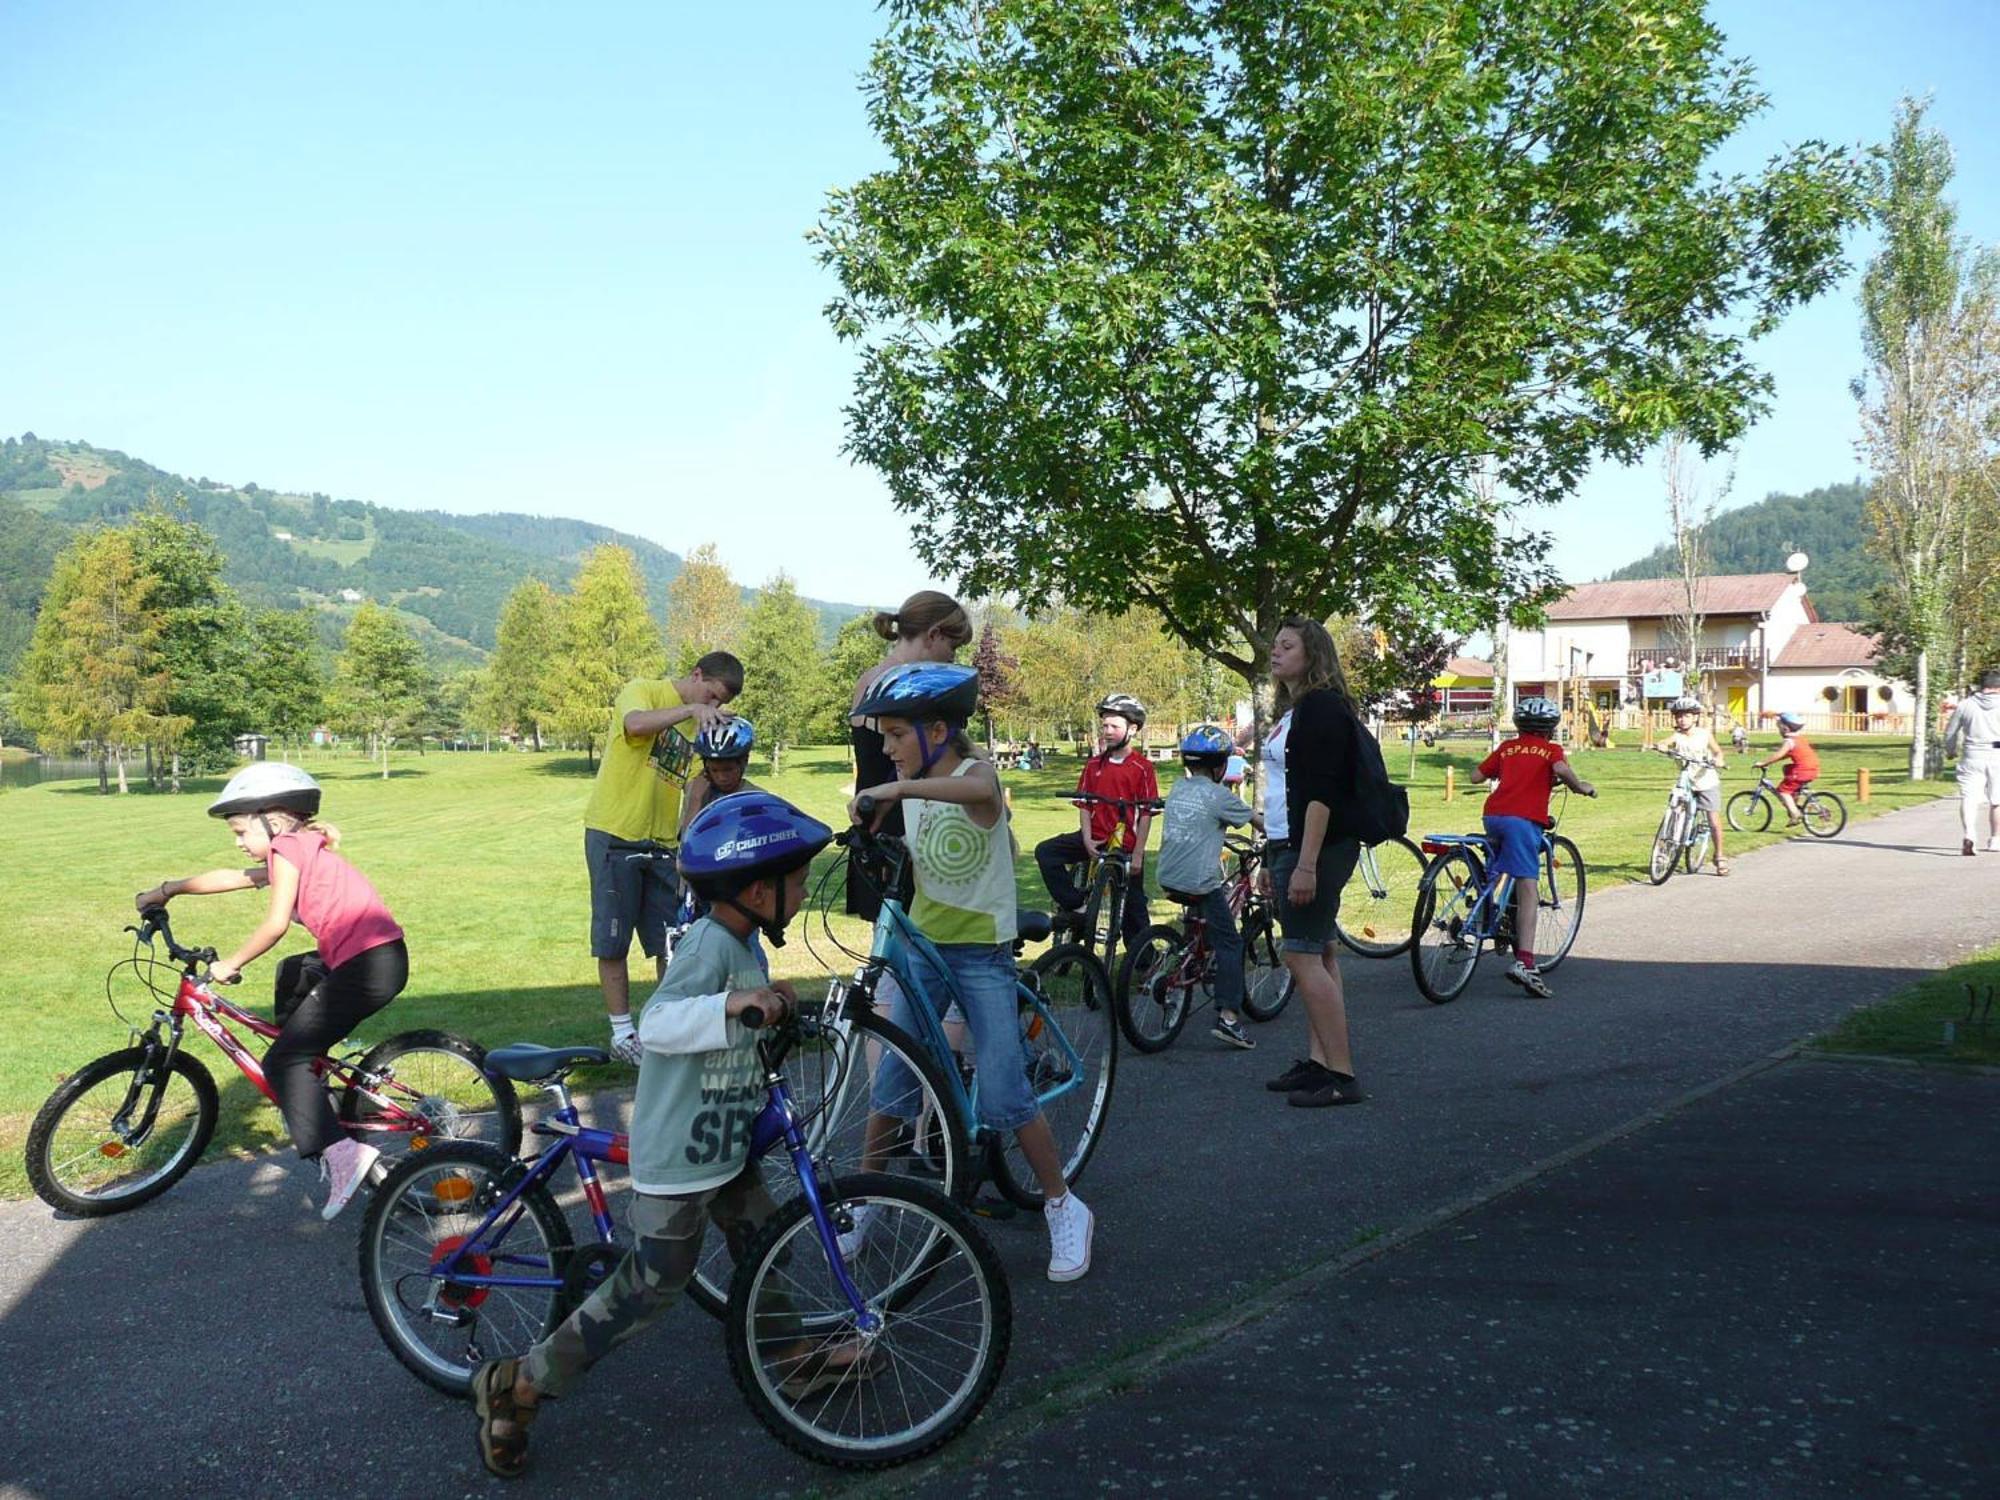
[527,754,599,778]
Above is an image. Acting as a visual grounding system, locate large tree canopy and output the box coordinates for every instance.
[820,0,1866,682]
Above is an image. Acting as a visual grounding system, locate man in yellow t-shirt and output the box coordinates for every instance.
[585,651,743,1063]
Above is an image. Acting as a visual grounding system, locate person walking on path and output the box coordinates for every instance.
[1260,618,1368,1109]
[583,653,743,1064]
[1944,668,2000,857]
[845,591,972,922]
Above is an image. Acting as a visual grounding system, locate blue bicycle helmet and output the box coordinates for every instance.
[1179,724,1233,766]
[853,662,982,775]
[1776,711,1805,731]
[694,716,755,761]
[679,791,832,946]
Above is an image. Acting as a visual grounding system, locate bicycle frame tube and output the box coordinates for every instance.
[752,1077,878,1326]
[174,975,276,1102]
[861,899,980,1129]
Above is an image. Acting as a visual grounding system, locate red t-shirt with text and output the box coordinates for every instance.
[1478,736,1566,823]
[1075,752,1160,850]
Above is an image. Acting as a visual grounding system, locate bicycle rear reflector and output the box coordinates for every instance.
[98,1142,127,1159]
[432,1173,475,1205]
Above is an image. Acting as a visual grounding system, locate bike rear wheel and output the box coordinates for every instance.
[1335,836,1425,958]
[1648,807,1681,885]
[1535,835,1588,974]
[690,1003,966,1318]
[358,1141,572,1396]
[1726,789,1770,833]
[1239,907,1294,1021]
[339,1030,523,1164]
[1115,924,1196,1053]
[725,1173,1010,1469]
[1801,791,1847,838]
[1411,849,1484,1004]
[990,943,1117,1210]
[26,1048,219,1216]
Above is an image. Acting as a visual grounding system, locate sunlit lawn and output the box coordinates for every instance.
[0,733,1943,1194]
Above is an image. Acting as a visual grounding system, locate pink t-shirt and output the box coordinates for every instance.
[269,830,405,972]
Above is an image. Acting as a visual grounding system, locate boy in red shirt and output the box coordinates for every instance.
[1475,697,1596,997]
[1035,694,1159,942]
[1753,711,1820,825]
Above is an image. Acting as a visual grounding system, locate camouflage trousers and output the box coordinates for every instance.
[522,1165,791,1397]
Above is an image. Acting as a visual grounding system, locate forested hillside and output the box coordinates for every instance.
[0,435,871,673]
[1606,481,1882,620]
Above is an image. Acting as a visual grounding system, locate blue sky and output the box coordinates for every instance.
[3,1,1996,610]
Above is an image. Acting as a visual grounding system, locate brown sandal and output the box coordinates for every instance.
[472,1357,535,1479]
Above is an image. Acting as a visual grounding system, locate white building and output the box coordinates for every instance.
[1501,573,1914,733]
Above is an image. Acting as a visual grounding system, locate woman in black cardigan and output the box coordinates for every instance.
[1262,617,1366,1108]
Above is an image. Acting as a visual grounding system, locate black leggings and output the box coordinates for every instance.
[264,939,408,1160]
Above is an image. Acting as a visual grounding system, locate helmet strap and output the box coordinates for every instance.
[914,719,956,778]
[718,888,789,949]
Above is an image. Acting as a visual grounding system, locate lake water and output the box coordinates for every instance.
[0,756,103,790]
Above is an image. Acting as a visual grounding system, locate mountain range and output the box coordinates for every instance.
[0,435,878,674]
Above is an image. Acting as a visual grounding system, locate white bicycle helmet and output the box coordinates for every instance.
[207,763,322,820]
[1669,696,1702,715]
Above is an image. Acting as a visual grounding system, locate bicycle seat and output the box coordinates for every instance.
[484,1043,611,1083]
[1017,910,1054,944]
[1162,887,1208,905]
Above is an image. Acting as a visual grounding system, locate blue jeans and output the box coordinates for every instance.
[871,942,1041,1134]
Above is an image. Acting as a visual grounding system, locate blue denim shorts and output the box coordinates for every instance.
[870,942,1040,1134]
[1481,815,1545,880]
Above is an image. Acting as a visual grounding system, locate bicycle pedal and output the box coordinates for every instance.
[969,1195,1020,1222]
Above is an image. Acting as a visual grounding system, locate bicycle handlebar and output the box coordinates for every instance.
[131,907,219,970]
[1066,792,1164,812]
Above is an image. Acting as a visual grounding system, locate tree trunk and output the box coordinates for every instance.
[98,751,109,794]
[171,750,182,795]
[115,751,129,794]
[1910,647,1930,780]
[381,733,392,779]
[145,741,155,790]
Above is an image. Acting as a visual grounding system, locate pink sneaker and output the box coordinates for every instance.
[320,1139,382,1221]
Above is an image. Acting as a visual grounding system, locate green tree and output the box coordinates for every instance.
[542,545,662,766]
[331,604,432,778]
[971,622,1018,747]
[664,542,742,675]
[482,578,561,748]
[810,611,890,744]
[734,573,826,771]
[243,609,327,761]
[129,502,254,786]
[14,528,189,792]
[1854,98,2000,777]
[819,0,1866,721]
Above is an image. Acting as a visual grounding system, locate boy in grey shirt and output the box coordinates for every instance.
[470,792,865,1479]
[1158,727,1262,1050]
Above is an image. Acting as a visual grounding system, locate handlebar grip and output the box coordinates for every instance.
[739,1004,767,1030]
[855,793,878,819]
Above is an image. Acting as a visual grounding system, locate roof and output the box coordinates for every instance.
[1772,622,1882,670]
[1544,573,1797,621]
[1442,656,1493,678]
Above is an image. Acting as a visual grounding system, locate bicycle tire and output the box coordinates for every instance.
[1726,789,1770,834]
[1411,848,1484,1004]
[358,1140,572,1396]
[26,1048,219,1216]
[1683,817,1713,874]
[339,1029,523,1162]
[989,943,1117,1210]
[689,1004,968,1318]
[1802,791,1847,838]
[1114,924,1196,1053]
[1334,836,1426,959]
[1534,835,1588,974]
[724,1173,1010,1469]
[1648,807,1681,885]
[1239,907,1293,1021]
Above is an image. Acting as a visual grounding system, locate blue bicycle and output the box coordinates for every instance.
[1409,795,1588,1004]
[358,1014,1011,1469]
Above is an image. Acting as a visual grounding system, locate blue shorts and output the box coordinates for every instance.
[1481,815,1545,880]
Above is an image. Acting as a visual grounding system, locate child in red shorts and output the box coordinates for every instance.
[1475,698,1597,998]
[1754,712,1820,825]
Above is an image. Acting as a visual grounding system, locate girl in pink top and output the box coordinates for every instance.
[134,763,407,1219]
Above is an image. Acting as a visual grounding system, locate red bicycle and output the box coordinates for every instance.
[1116,835,1292,1051]
[24,907,522,1216]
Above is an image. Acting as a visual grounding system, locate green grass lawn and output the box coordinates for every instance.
[1811,942,2000,1067]
[0,733,1945,1196]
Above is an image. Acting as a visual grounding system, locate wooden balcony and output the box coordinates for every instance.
[1626,646,1757,675]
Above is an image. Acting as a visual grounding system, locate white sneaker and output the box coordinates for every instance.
[1987,838,2000,853]
[320,1139,382,1221]
[836,1202,880,1261]
[1044,1192,1094,1282]
[1504,960,1554,999]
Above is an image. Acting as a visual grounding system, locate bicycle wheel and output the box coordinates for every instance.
[1114,924,1195,1053]
[990,943,1117,1210]
[26,1048,219,1216]
[1239,907,1294,1021]
[689,1004,967,1318]
[725,1173,1010,1469]
[1648,807,1681,885]
[1683,816,1713,874]
[1726,789,1770,834]
[1411,849,1484,1004]
[1801,791,1847,838]
[339,1030,523,1163]
[1335,837,1426,958]
[1535,836,1588,974]
[358,1141,572,1396]
[1094,865,1126,976]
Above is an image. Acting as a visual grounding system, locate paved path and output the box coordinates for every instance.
[1,796,1992,1499]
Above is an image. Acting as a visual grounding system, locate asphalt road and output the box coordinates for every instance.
[2,795,1992,1499]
